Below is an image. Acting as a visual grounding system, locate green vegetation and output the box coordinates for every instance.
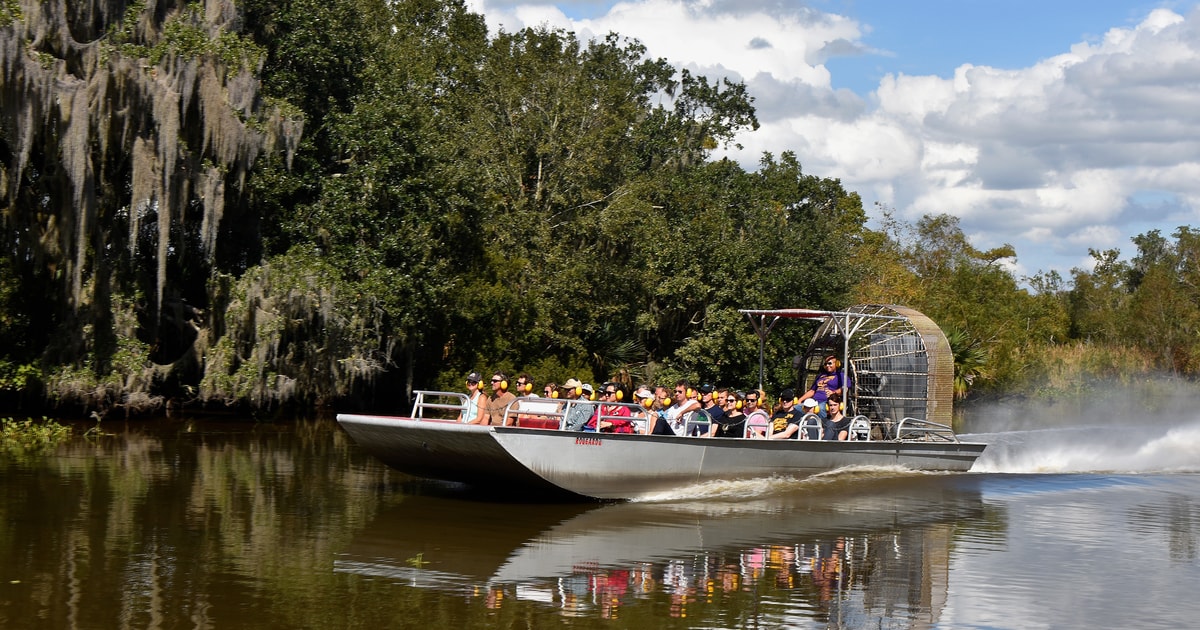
[1,0,1197,417]
[1,417,72,455]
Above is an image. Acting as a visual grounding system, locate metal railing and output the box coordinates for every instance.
[403,390,960,442]
[410,390,468,419]
[894,417,959,442]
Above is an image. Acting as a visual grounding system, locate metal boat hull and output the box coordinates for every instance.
[337,414,986,500]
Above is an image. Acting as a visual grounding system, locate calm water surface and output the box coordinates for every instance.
[2,415,1200,628]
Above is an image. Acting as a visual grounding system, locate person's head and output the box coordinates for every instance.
[600,382,620,403]
[698,383,715,404]
[779,388,796,409]
[743,389,760,410]
[725,390,742,411]
[635,387,655,410]
[544,382,558,398]
[673,380,691,403]
[827,392,843,414]
[491,372,508,393]
[580,383,595,400]
[801,398,819,414]
[562,378,583,399]
[823,356,841,372]
[654,385,670,407]
[466,372,482,392]
[515,373,534,395]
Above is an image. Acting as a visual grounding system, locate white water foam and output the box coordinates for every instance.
[630,465,924,503]
[966,420,1200,474]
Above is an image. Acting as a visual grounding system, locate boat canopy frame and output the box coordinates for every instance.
[739,305,954,427]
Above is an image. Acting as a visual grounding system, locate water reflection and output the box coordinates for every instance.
[337,474,994,625]
[6,419,1200,628]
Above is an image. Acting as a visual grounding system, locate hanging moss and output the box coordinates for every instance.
[200,250,389,409]
[0,0,301,413]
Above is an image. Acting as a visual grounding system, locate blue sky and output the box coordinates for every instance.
[819,1,1165,94]
[467,1,1200,281]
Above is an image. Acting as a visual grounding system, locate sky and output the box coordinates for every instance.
[463,0,1200,282]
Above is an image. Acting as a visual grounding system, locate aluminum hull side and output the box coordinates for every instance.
[337,414,986,500]
[335,414,569,495]
[491,428,985,499]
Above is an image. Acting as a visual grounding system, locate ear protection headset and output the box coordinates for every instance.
[602,382,625,401]
[551,389,560,399]
[494,374,509,392]
[734,393,744,410]
[686,387,696,399]
[520,380,533,394]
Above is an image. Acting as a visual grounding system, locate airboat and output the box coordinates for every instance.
[336,305,986,500]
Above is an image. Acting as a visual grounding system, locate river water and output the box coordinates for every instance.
[2,410,1199,629]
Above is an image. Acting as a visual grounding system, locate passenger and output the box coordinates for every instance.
[743,389,771,437]
[824,393,850,441]
[699,384,725,424]
[664,381,702,436]
[482,371,518,426]
[594,382,634,433]
[684,383,721,436]
[633,386,657,434]
[801,356,851,418]
[562,380,595,431]
[648,384,676,435]
[543,382,559,399]
[513,373,541,425]
[767,389,805,439]
[709,390,746,438]
[799,398,821,439]
[459,371,486,424]
[515,373,537,397]
[654,384,672,409]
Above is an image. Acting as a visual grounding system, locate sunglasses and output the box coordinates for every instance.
[467,381,479,385]
[491,378,501,383]
[824,361,836,366]
[745,397,757,403]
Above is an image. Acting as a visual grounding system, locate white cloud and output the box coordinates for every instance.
[470,1,1200,278]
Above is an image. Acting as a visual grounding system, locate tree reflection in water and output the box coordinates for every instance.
[1,418,994,628]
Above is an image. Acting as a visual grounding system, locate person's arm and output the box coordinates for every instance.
[770,423,798,439]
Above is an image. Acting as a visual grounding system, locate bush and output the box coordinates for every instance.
[1,417,72,456]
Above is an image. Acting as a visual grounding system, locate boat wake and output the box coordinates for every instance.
[630,465,928,503]
[965,419,1200,474]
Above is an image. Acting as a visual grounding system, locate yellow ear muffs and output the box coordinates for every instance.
[574,386,583,397]
[640,396,654,410]
[615,390,624,401]
[522,382,533,394]
[500,379,509,391]
[551,390,560,399]
[589,391,597,401]
[735,399,743,410]
[660,397,671,407]
[793,397,800,406]
[686,388,695,399]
